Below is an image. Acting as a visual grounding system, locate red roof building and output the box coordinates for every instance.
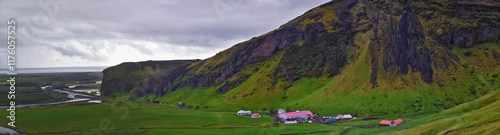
[379,119,404,126]
[279,110,313,119]
[393,119,403,125]
[251,113,261,118]
[379,120,392,125]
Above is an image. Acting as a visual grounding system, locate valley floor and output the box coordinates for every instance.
[1,89,498,134]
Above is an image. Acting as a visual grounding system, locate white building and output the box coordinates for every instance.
[343,114,353,119]
[237,110,252,116]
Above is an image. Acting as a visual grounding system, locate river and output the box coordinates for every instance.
[0,90,96,109]
[0,125,22,135]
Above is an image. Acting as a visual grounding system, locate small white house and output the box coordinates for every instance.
[237,110,252,116]
[343,114,353,119]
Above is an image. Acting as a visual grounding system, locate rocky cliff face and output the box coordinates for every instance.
[367,0,500,89]
[101,0,500,102]
[101,60,198,96]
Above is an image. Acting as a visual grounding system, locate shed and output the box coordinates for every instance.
[237,110,252,116]
[251,113,261,118]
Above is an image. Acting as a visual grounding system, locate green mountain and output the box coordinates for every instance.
[101,0,500,116]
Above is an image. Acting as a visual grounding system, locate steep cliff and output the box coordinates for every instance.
[101,60,199,96]
[101,0,500,115]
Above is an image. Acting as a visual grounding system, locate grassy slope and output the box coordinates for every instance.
[338,89,500,135]
[142,27,499,116]
[390,90,500,135]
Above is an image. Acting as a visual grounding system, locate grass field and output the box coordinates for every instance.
[0,101,273,134]
[0,89,498,134]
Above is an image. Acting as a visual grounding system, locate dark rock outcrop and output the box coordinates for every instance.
[101,60,198,96]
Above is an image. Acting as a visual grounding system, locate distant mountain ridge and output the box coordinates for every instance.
[101,0,500,115]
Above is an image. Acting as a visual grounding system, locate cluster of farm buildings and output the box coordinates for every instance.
[237,109,403,126]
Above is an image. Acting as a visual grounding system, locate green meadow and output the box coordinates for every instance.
[0,101,273,134]
[1,89,498,134]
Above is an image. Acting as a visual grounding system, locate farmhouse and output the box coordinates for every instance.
[251,113,261,118]
[279,110,313,120]
[237,110,252,116]
[379,119,404,126]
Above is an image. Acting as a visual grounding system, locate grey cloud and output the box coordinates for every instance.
[0,0,330,68]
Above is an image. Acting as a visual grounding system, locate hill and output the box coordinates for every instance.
[101,0,500,116]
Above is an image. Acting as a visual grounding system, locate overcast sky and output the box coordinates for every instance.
[0,0,330,68]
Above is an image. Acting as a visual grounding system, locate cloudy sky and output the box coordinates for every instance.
[0,0,330,68]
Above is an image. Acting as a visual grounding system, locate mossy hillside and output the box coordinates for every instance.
[101,60,198,96]
[142,42,500,117]
[388,90,500,135]
[337,89,500,135]
[101,0,500,118]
